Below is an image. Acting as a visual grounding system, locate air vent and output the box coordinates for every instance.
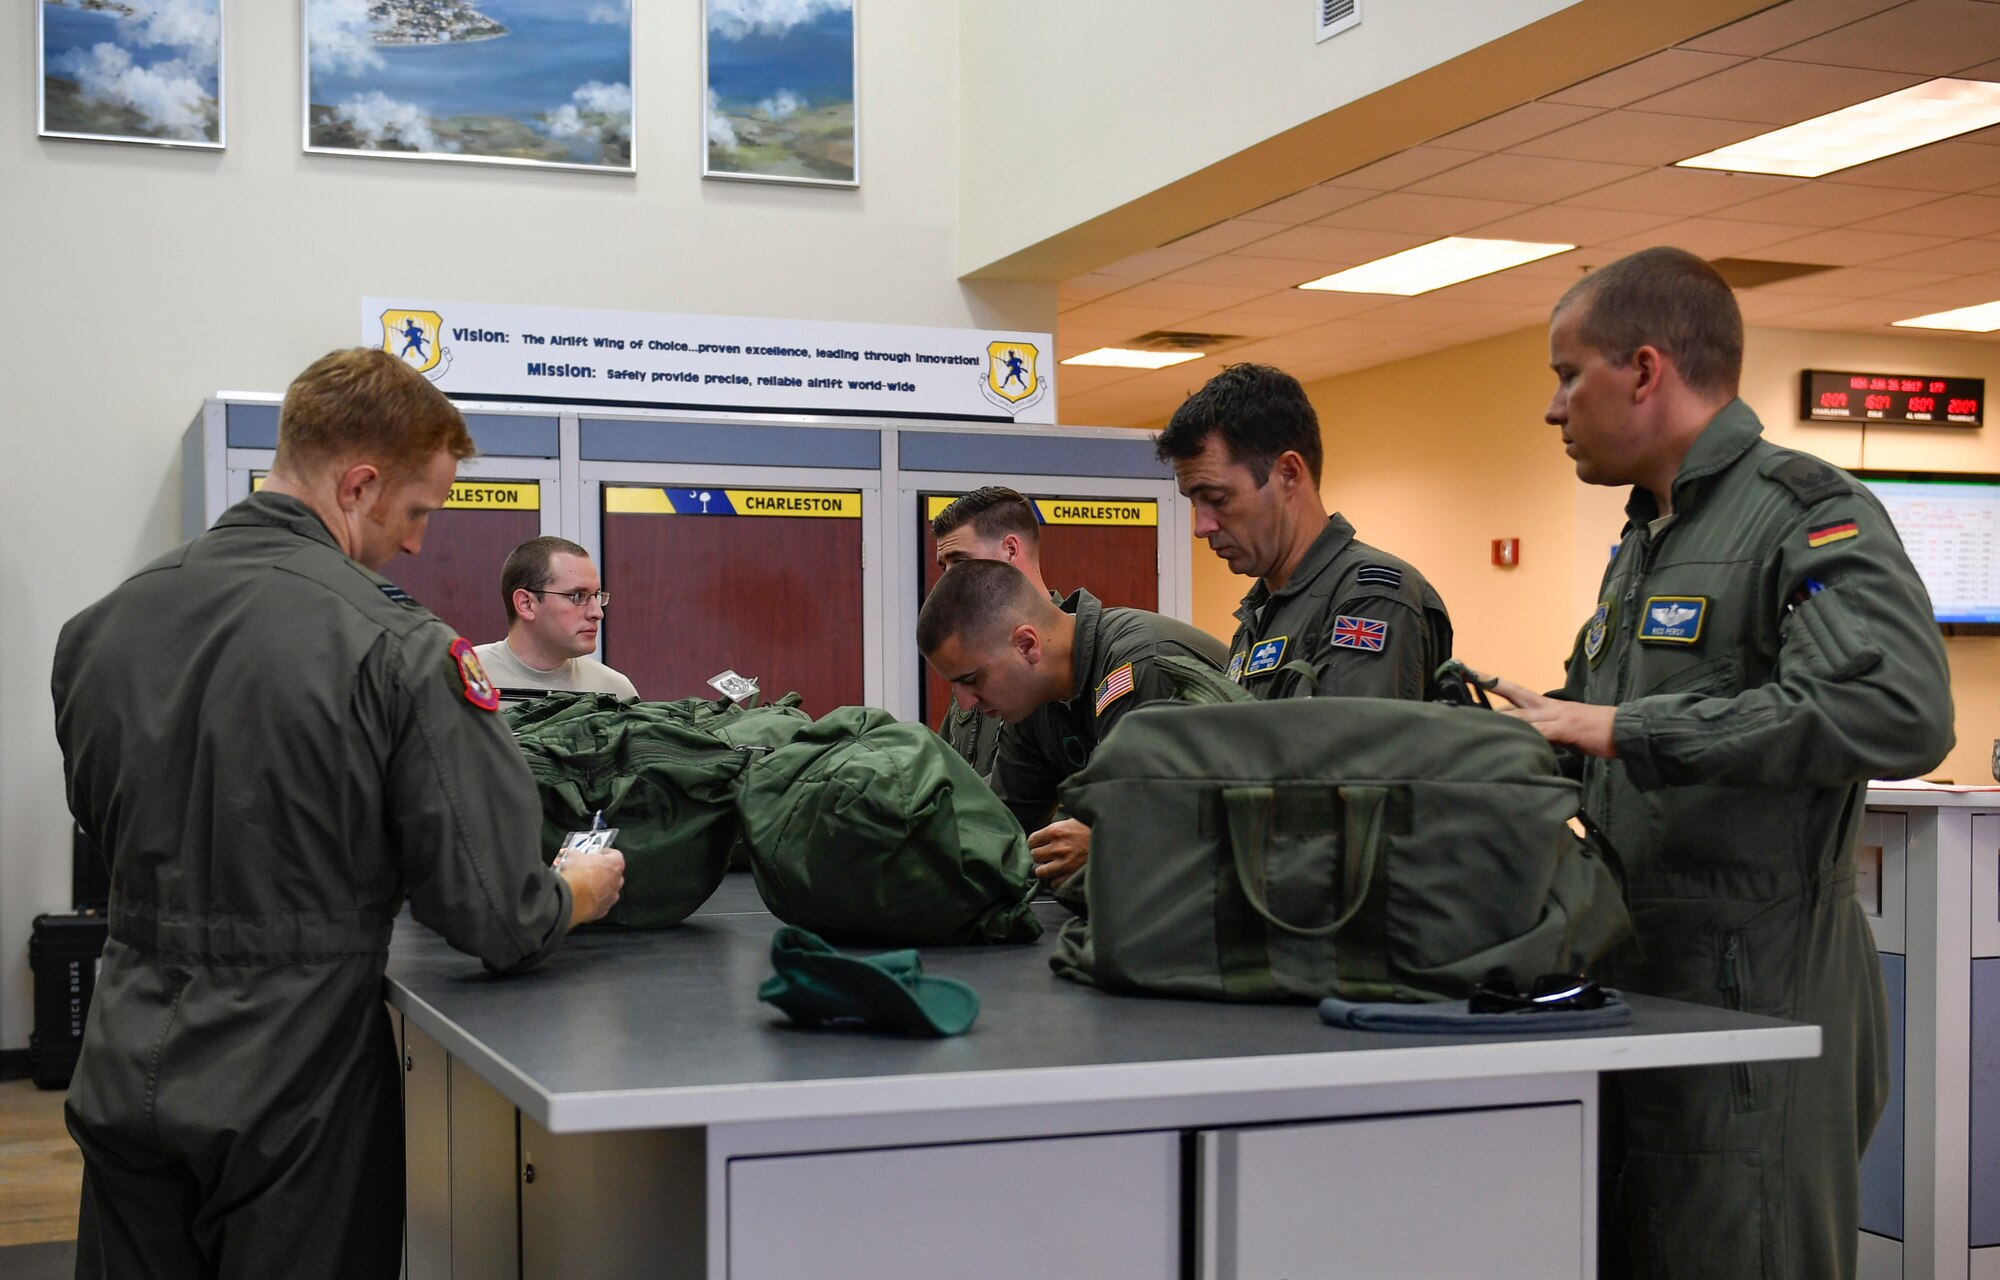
[1708,258,1837,290]
[1128,330,1241,352]
[1317,0,1359,42]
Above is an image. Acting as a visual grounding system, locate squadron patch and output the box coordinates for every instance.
[1637,596,1707,645]
[1330,616,1388,652]
[1244,636,1288,675]
[1583,600,1612,667]
[1227,650,1247,683]
[1094,663,1136,716]
[1806,518,1859,548]
[449,637,501,711]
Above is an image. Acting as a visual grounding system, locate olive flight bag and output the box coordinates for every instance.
[1049,696,1630,1002]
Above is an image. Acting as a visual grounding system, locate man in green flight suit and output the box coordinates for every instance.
[1486,247,1954,1279]
[1155,362,1452,700]
[52,348,628,1280]
[917,559,1227,887]
[929,486,1059,780]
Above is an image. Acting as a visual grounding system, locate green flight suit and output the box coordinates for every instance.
[1560,401,1953,1279]
[937,589,1060,782]
[991,588,1229,832]
[51,492,572,1280]
[1227,513,1453,700]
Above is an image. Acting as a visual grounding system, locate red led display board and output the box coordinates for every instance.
[1801,369,1983,427]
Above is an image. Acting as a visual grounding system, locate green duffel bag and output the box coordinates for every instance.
[1050,698,1629,1002]
[507,693,813,928]
[740,706,1043,946]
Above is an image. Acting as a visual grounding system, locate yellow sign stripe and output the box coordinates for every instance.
[603,487,862,518]
[1035,498,1158,527]
[926,494,956,521]
[252,474,539,511]
[603,486,676,514]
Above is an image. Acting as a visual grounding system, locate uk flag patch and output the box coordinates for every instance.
[1330,615,1388,652]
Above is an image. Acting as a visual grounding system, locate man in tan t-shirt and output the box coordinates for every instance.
[475,536,639,698]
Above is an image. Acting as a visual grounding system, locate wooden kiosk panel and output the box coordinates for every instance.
[918,493,1160,726]
[601,486,864,713]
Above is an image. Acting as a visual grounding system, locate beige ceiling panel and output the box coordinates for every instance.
[1735,291,1841,321]
[1506,110,1770,167]
[1628,59,1922,124]
[1753,226,1955,264]
[1823,142,2000,193]
[1056,301,1211,333]
[1290,316,1445,345]
[1430,272,1577,305]
[1543,49,1750,108]
[1048,365,1145,396]
[1231,224,1430,264]
[1682,0,1930,57]
[1314,191,1537,236]
[1467,204,1685,245]
[1754,265,1961,296]
[1221,287,1405,321]
[1159,255,1357,289]
[1874,271,2000,305]
[1852,193,2000,236]
[1352,296,1526,326]
[1324,147,1486,191]
[1106,279,1280,313]
[1773,297,1937,327]
[1425,102,1604,152]
[1872,239,2000,272]
[1712,180,1936,227]
[1405,153,1651,202]
[1176,308,1319,339]
[1564,166,1801,215]
[1595,216,1814,257]
[1217,335,1372,366]
[1057,275,1130,308]
[1771,0,2000,73]
[1239,185,1380,226]
[1094,246,1212,280]
[1161,218,1286,255]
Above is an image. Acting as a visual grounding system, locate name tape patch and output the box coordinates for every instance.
[1245,636,1288,675]
[1637,596,1707,645]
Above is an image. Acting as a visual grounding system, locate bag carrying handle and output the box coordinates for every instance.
[1221,785,1389,939]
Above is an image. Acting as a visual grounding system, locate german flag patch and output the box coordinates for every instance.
[1806,518,1859,548]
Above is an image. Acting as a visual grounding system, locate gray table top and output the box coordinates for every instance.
[386,875,1818,1133]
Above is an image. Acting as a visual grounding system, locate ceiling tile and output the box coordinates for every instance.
[1404,153,1649,202]
[1239,185,1378,225]
[1737,290,1845,322]
[1289,316,1443,344]
[1751,226,1955,264]
[1093,246,1210,280]
[1426,102,1603,152]
[1752,265,1961,296]
[1629,59,1922,125]
[1829,141,2000,193]
[1466,205,1683,245]
[1230,224,1430,264]
[1174,307,1318,339]
[1427,272,1576,305]
[1873,271,2000,305]
[1356,296,1528,326]
[1682,0,1925,57]
[1709,181,1938,227]
[1769,297,1932,328]
[1543,49,1749,108]
[1313,191,1535,236]
[1851,193,2000,235]
[1771,0,2000,73]
[1055,301,1210,334]
[1871,238,2000,271]
[1594,216,1815,258]
[1220,288,1402,320]
[1157,255,1356,289]
[1219,335,1377,366]
[1505,110,1770,167]
[1324,146,1485,191]
[1057,274,1128,307]
[1563,167,1800,215]
[1103,280,1278,313]
[1161,218,1285,254]
[1046,365,1144,396]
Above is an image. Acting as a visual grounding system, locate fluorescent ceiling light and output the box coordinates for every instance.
[1297,237,1574,296]
[1677,77,2000,178]
[1060,348,1206,369]
[1892,301,2000,333]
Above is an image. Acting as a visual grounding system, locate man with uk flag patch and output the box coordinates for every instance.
[1483,248,1953,1280]
[1156,362,1453,702]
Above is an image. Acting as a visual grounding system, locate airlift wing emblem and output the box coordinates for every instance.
[382,309,446,375]
[981,341,1045,410]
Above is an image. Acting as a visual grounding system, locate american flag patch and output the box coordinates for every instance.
[1094,662,1136,716]
[1330,615,1388,651]
[1806,518,1858,548]
[1354,564,1403,589]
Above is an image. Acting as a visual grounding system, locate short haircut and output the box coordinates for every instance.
[931,485,1040,548]
[1554,247,1743,398]
[275,347,475,480]
[917,559,1053,656]
[501,536,591,622]
[1154,362,1323,486]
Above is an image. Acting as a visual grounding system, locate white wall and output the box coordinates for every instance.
[0,1,1050,1051]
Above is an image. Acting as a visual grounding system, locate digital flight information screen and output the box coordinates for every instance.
[1802,370,1983,426]
[1854,471,2000,626]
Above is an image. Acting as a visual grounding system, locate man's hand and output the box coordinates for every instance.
[560,847,626,929]
[1027,818,1090,887]
[1484,674,1620,759]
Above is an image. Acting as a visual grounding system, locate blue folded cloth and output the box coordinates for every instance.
[1318,991,1633,1034]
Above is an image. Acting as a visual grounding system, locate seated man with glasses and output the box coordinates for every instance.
[475,536,639,699]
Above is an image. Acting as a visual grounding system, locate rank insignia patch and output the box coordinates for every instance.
[1807,518,1859,548]
[1354,564,1403,590]
[1637,596,1707,645]
[1227,650,1247,683]
[1330,616,1388,652]
[449,637,500,711]
[1584,600,1612,667]
[378,583,417,607]
[1245,636,1288,675]
[1094,663,1136,716]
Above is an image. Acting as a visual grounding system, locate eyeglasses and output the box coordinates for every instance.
[527,589,610,608]
[1467,973,1607,1014]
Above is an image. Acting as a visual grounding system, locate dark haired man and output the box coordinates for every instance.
[1155,362,1451,700]
[917,560,1226,886]
[1486,246,1953,1279]
[929,486,1057,776]
[52,348,625,1280]
[476,535,638,698]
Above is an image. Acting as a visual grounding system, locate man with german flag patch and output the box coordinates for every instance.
[1483,248,1954,1280]
[916,559,1227,888]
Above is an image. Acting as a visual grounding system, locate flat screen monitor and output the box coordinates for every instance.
[1852,469,2000,631]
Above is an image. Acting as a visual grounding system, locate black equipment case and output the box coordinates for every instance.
[29,912,108,1089]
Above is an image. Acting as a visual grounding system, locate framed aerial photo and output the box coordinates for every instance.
[703,0,856,187]
[40,0,225,148]
[303,0,634,172]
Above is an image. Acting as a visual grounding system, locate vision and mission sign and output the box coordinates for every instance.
[367,298,1055,424]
